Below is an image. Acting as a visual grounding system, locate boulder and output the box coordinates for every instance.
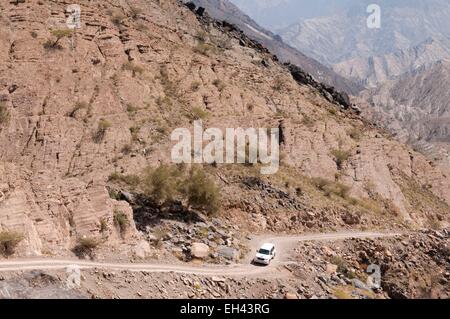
[191,242,209,259]
[326,263,338,275]
[132,240,152,259]
[218,246,239,261]
[351,279,371,291]
[342,212,360,225]
[284,292,299,299]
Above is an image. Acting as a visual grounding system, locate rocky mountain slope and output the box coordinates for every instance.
[185,0,362,95]
[0,0,448,278]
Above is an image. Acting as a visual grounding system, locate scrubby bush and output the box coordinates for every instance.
[142,165,221,215]
[331,148,351,170]
[130,6,142,19]
[190,81,201,92]
[0,231,24,256]
[108,172,140,188]
[44,29,74,50]
[188,106,208,121]
[122,62,144,77]
[195,31,209,43]
[121,143,133,155]
[158,66,178,98]
[114,210,129,235]
[93,119,112,143]
[182,167,220,215]
[0,102,10,126]
[348,127,362,141]
[111,12,126,26]
[193,43,214,56]
[129,125,140,141]
[312,177,350,199]
[272,77,285,92]
[68,101,88,117]
[142,164,183,205]
[99,218,108,233]
[73,237,100,259]
[212,79,225,92]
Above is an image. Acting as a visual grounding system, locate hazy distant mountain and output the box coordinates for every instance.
[186,0,362,94]
[333,35,450,87]
[277,0,450,67]
[230,0,450,156]
[360,59,450,159]
[231,0,356,29]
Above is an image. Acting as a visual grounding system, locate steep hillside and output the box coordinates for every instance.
[0,0,449,262]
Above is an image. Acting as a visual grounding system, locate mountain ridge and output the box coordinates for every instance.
[185,0,363,94]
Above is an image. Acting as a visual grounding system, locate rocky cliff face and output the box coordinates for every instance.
[0,0,449,259]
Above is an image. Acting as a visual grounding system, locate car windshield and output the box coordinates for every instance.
[258,248,271,255]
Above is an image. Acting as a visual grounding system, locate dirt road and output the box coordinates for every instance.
[0,231,400,277]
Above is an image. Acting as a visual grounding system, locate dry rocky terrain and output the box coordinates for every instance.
[0,0,448,299]
[1,230,447,299]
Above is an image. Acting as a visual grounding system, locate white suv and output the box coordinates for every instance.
[253,243,276,265]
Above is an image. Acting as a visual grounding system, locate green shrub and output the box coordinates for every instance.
[114,210,129,234]
[73,237,100,258]
[331,149,351,170]
[181,167,220,215]
[0,231,24,256]
[0,103,10,126]
[129,125,140,141]
[142,164,183,205]
[44,29,74,50]
[312,177,331,191]
[142,165,220,215]
[312,177,350,199]
[330,255,348,274]
[333,287,353,299]
[188,106,208,121]
[99,218,108,233]
[328,108,337,115]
